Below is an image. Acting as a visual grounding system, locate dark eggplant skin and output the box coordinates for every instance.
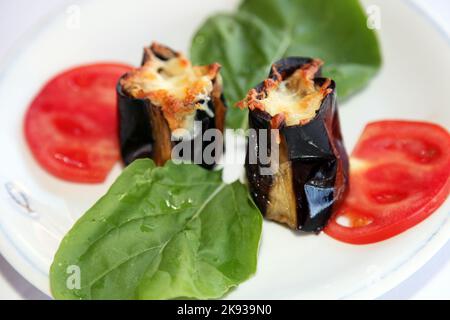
[246,57,349,232]
[117,43,227,169]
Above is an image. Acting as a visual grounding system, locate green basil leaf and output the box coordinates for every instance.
[50,159,262,300]
[190,0,382,129]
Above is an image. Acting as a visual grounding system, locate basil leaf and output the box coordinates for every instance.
[190,0,382,129]
[50,160,262,300]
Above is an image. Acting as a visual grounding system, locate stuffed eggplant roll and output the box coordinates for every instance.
[117,42,226,168]
[238,57,349,232]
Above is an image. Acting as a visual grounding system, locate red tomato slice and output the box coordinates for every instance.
[325,121,450,244]
[24,63,132,183]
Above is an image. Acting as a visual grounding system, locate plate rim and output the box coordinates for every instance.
[0,0,448,300]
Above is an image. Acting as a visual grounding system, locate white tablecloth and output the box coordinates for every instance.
[0,0,448,300]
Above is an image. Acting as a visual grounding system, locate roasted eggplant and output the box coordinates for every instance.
[239,57,349,232]
[117,42,226,168]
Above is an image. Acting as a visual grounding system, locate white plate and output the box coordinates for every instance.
[0,0,449,299]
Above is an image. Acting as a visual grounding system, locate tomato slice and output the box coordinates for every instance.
[24,63,132,183]
[325,121,450,244]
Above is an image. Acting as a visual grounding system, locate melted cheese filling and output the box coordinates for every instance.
[260,69,327,126]
[122,53,216,136]
[261,80,324,126]
[129,58,212,103]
